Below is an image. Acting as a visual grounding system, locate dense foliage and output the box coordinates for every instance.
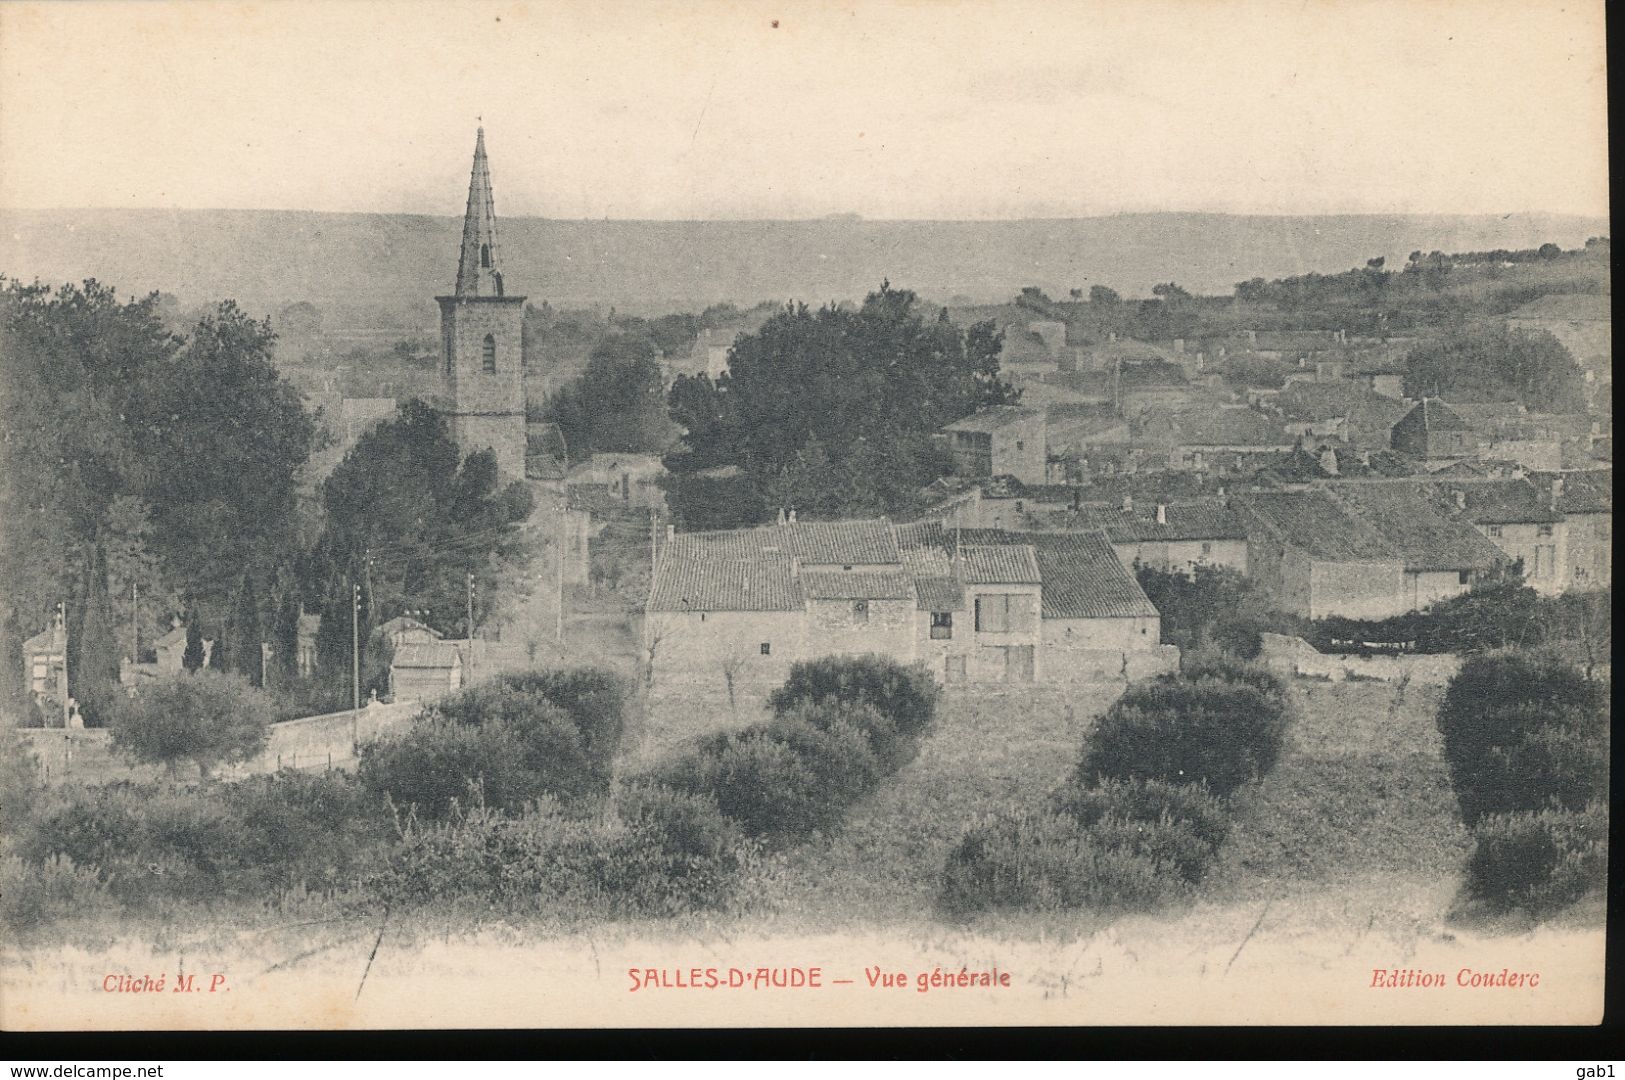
[1404,324,1587,412]
[1081,663,1291,797]
[541,333,677,461]
[1435,650,1609,826]
[1436,649,1609,918]
[767,655,940,770]
[1134,565,1277,659]
[359,668,627,818]
[111,671,276,777]
[941,661,1287,915]
[664,283,1015,525]
[1,279,320,719]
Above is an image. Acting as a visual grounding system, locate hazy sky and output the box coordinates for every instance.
[0,0,1609,219]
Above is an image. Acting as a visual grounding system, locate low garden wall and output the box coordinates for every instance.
[1259,633,1462,684]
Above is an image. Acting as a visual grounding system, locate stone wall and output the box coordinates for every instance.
[1259,632,1461,684]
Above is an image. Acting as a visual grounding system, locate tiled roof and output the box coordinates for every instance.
[959,544,1042,584]
[392,642,464,669]
[1416,479,1562,524]
[901,527,1159,619]
[1021,531,1160,620]
[1507,294,1611,322]
[1328,486,1506,572]
[1529,469,1612,514]
[1233,490,1396,562]
[942,406,1043,434]
[647,539,804,612]
[800,571,916,601]
[781,520,901,565]
[1065,498,1246,542]
[1275,382,1410,426]
[1393,399,1471,438]
[913,576,965,612]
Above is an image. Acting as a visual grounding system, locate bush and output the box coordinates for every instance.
[1081,671,1290,796]
[369,793,745,918]
[1436,650,1609,824]
[1464,803,1607,915]
[111,670,275,777]
[362,668,630,819]
[655,705,883,842]
[1052,777,1230,884]
[940,810,1187,916]
[768,654,938,766]
[1,855,119,938]
[21,773,391,910]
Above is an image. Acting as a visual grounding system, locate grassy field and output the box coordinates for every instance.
[720,675,1490,940]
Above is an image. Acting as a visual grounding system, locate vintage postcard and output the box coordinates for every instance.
[0,0,1609,1031]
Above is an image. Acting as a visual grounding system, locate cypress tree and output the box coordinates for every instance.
[182,617,205,672]
[70,545,122,727]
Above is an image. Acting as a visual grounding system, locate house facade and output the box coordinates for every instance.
[940,407,1048,486]
[1233,491,1408,620]
[644,518,1166,689]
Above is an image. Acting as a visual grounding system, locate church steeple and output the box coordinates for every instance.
[454,126,505,297]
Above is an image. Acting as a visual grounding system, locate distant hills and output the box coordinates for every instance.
[0,208,1608,327]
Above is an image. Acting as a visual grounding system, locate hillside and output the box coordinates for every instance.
[0,209,1607,327]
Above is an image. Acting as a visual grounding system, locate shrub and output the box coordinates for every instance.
[1081,673,1290,796]
[1464,803,1607,915]
[21,773,391,910]
[361,668,630,819]
[940,810,1186,916]
[110,670,275,778]
[0,855,119,938]
[655,705,883,842]
[0,730,41,829]
[1436,650,1609,824]
[768,654,938,761]
[369,793,744,918]
[359,710,580,819]
[1052,777,1230,884]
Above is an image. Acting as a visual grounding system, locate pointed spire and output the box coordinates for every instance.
[454,126,506,297]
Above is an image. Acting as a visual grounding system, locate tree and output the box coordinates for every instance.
[111,670,275,778]
[182,618,205,672]
[1404,324,1586,411]
[666,283,1015,522]
[1089,285,1121,306]
[313,399,534,646]
[69,544,122,727]
[543,333,676,460]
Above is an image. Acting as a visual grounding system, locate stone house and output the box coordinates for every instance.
[1421,479,1570,594]
[1530,470,1611,589]
[22,614,68,717]
[1233,491,1407,620]
[1059,498,1249,577]
[389,640,465,701]
[1390,399,1475,463]
[940,407,1048,486]
[1325,485,1506,611]
[644,517,1165,688]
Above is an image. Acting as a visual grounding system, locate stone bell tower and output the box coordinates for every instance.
[437,126,527,480]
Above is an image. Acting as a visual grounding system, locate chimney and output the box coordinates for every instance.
[1155,503,1167,525]
[1173,338,1185,354]
[1109,331,1117,343]
[1122,494,1134,514]
[776,508,787,525]
[788,508,798,523]
[665,524,675,542]
[1320,447,1339,476]
[1550,476,1564,510]
[1453,489,1467,510]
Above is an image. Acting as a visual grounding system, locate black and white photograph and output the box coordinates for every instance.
[0,0,1609,1031]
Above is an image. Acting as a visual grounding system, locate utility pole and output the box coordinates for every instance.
[555,505,565,647]
[650,507,658,574]
[351,581,361,751]
[130,582,138,667]
[466,571,477,682]
[58,600,69,729]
